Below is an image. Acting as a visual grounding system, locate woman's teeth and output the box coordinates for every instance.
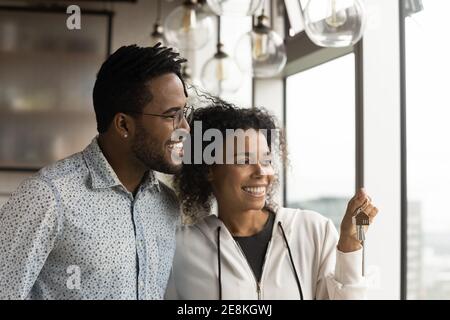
[168,142,184,151]
[242,186,266,196]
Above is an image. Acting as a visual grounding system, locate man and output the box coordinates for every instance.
[0,44,191,299]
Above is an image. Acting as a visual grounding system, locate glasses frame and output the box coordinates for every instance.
[127,104,194,129]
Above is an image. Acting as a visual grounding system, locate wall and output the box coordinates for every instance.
[362,0,402,299]
[0,0,254,199]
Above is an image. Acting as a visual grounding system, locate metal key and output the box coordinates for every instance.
[352,204,370,276]
[353,209,370,240]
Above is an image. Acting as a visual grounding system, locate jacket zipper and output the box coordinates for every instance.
[234,239,273,300]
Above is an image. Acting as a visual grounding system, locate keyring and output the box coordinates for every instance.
[354,198,370,216]
[361,198,370,211]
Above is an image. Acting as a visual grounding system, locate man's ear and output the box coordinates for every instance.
[113,113,135,139]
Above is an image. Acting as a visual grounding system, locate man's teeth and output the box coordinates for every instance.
[242,186,266,195]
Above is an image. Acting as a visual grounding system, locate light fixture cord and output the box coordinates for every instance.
[156,0,162,24]
[260,0,273,29]
[268,0,274,29]
[216,15,223,95]
[217,15,222,46]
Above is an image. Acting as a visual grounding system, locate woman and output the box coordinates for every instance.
[165,102,378,300]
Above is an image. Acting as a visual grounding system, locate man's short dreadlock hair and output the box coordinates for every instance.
[93,43,188,133]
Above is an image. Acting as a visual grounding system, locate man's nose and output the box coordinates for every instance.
[178,117,190,132]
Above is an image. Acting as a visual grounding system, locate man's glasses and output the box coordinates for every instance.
[128,105,194,129]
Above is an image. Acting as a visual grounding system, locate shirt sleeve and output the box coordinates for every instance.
[315,219,373,300]
[0,177,62,299]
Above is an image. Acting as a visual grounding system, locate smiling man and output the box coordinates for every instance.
[0,44,191,299]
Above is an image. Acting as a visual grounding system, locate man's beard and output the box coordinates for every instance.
[131,125,182,174]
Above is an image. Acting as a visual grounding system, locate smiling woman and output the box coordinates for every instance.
[166,101,379,300]
[174,102,283,220]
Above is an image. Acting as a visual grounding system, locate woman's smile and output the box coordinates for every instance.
[241,185,267,198]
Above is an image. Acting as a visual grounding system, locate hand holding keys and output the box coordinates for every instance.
[352,199,371,276]
[338,188,379,277]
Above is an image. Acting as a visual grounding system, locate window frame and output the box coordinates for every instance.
[282,30,364,209]
[254,0,403,299]
[399,0,408,300]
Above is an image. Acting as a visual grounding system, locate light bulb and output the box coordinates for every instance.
[235,15,286,78]
[182,6,197,32]
[164,0,213,50]
[201,44,242,95]
[206,0,264,17]
[303,0,366,48]
[215,59,228,81]
[325,0,347,28]
[253,32,270,62]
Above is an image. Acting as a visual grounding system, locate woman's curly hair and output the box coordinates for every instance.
[173,100,287,223]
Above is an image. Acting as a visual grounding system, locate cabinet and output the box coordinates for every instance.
[0,6,112,169]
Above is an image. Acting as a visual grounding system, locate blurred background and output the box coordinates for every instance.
[0,0,449,300]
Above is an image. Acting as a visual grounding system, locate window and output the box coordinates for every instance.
[285,53,355,229]
[404,0,450,299]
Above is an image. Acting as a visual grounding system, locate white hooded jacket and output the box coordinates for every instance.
[165,207,370,300]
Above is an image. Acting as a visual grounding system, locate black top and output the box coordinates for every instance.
[233,212,275,283]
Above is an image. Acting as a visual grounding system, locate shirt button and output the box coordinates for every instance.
[139,280,144,288]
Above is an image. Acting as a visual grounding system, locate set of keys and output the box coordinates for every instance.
[352,199,371,276]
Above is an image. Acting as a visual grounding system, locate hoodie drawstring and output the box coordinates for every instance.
[216,222,304,300]
[278,221,304,300]
[217,226,223,300]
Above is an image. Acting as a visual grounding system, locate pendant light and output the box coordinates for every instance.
[150,0,166,46]
[206,0,264,17]
[302,0,366,47]
[235,3,286,78]
[164,0,213,50]
[200,16,242,96]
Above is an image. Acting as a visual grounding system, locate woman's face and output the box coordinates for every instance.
[208,129,275,212]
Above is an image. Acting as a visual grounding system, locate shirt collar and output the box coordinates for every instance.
[82,137,160,192]
[140,170,161,193]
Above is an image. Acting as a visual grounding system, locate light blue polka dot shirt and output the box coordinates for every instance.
[0,138,180,300]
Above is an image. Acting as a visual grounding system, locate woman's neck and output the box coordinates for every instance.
[218,207,269,237]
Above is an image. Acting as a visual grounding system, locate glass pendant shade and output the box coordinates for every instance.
[201,44,242,95]
[303,0,366,47]
[206,0,264,16]
[150,23,166,46]
[181,64,199,86]
[235,15,287,78]
[164,1,213,50]
[181,64,192,82]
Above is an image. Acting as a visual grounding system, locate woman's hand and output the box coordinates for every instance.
[337,188,379,253]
